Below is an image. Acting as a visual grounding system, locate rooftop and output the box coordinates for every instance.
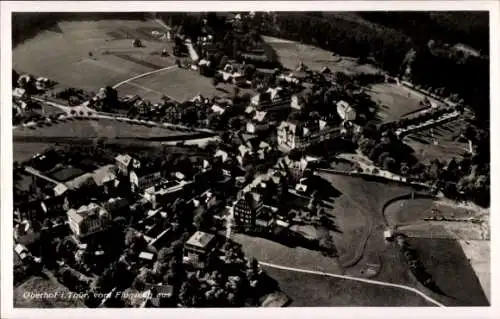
[185,231,216,249]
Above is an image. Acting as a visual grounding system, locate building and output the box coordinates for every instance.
[67,203,110,240]
[246,121,269,134]
[115,154,133,176]
[277,120,341,152]
[290,94,306,111]
[130,167,163,193]
[233,192,264,228]
[184,231,217,268]
[336,101,356,121]
[277,121,306,151]
[143,180,192,209]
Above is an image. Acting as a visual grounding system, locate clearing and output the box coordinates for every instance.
[367,83,444,123]
[232,233,343,275]
[262,35,379,75]
[117,67,254,103]
[13,19,176,91]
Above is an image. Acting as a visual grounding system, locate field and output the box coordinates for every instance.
[263,266,435,307]
[13,118,191,139]
[403,119,470,164]
[262,36,379,75]
[367,83,444,123]
[13,118,202,162]
[232,233,343,274]
[407,237,489,306]
[14,275,86,308]
[383,198,435,226]
[13,20,177,91]
[117,67,254,103]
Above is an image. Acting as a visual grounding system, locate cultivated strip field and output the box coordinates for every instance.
[403,119,469,164]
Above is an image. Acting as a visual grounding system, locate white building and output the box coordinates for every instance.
[336,101,356,121]
[67,203,110,239]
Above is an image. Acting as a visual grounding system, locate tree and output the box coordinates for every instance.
[12,70,20,88]
[219,55,229,69]
[382,156,397,171]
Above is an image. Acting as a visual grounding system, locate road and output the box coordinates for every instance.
[259,261,445,307]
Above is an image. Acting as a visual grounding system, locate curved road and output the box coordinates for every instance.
[259,261,445,307]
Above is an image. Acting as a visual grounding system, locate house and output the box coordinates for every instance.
[250,92,271,107]
[115,154,133,176]
[211,104,226,115]
[321,66,332,74]
[184,231,217,268]
[67,203,110,240]
[14,243,31,262]
[130,167,163,193]
[232,72,247,86]
[246,121,269,134]
[214,149,229,163]
[277,121,305,151]
[144,180,191,209]
[13,88,27,100]
[255,205,277,230]
[92,164,118,192]
[233,192,264,228]
[336,100,356,121]
[290,94,306,111]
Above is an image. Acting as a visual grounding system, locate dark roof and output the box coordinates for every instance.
[131,165,161,178]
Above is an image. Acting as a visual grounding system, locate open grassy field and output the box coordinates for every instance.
[403,119,469,164]
[13,20,176,91]
[232,233,343,274]
[367,83,444,123]
[263,266,435,307]
[14,275,86,308]
[13,118,203,162]
[407,237,489,306]
[319,173,415,269]
[383,198,435,226]
[118,67,254,103]
[262,35,380,75]
[13,118,191,140]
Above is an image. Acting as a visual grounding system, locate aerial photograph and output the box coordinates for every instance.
[10,11,490,308]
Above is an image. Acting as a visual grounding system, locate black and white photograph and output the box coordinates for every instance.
[1,1,498,317]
